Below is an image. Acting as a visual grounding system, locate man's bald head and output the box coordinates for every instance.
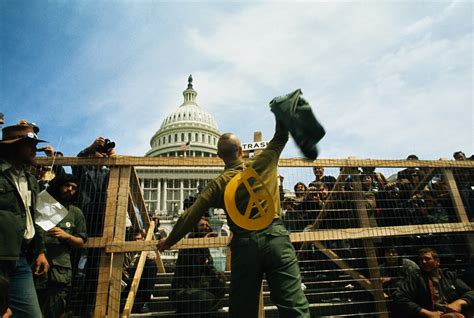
[217,133,242,163]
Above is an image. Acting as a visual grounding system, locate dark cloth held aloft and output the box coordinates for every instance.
[269,89,325,160]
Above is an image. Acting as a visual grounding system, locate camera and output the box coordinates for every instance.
[97,139,115,154]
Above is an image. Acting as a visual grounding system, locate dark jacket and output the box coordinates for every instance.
[170,232,226,301]
[0,163,46,260]
[392,269,474,317]
[72,162,109,237]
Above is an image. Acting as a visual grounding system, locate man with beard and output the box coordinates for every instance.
[0,122,49,317]
[34,174,87,318]
[170,217,226,317]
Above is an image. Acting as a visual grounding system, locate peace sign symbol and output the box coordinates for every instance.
[224,167,275,230]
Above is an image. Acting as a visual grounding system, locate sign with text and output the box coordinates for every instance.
[241,141,268,152]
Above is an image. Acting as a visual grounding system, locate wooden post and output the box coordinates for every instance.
[443,169,469,223]
[130,168,151,230]
[443,168,474,256]
[225,232,233,272]
[107,166,132,317]
[122,221,155,317]
[154,251,166,274]
[351,169,388,317]
[258,280,265,318]
[225,248,232,272]
[410,168,435,196]
[253,131,263,157]
[309,167,350,230]
[94,167,120,318]
[312,241,378,297]
[128,194,142,230]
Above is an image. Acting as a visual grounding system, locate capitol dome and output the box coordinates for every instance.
[146,75,221,157]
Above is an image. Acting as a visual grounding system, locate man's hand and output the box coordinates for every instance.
[93,137,106,157]
[107,147,116,157]
[156,238,170,252]
[42,145,55,157]
[419,308,443,318]
[445,299,467,313]
[90,137,115,157]
[2,307,12,318]
[34,252,49,276]
[81,137,106,157]
[49,227,71,240]
[380,277,391,285]
[93,137,106,150]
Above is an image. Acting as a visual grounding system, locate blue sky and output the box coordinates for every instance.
[1,0,472,159]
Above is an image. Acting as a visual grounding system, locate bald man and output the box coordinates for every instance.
[158,117,309,318]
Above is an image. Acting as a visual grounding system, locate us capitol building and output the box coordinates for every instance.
[137,76,230,256]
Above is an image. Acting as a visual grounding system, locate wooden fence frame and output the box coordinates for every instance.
[33,156,474,318]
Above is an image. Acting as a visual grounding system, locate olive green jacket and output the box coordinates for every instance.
[43,205,87,268]
[0,160,46,260]
[166,121,288,247]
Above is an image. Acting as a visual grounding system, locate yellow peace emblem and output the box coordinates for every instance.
[224,167,275,230]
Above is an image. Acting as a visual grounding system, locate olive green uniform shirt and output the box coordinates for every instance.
[166,122,288,247]
[43,205,87,268]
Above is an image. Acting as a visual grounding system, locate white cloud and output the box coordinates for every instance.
[404,16,434,35]
[9,1,470,159]
[185,1,472,159]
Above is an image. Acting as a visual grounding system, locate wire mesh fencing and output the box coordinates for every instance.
[32,156,474,318]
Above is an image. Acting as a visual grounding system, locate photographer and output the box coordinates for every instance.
[74,137,116,236]
[72,136,115,317]
[77,137,115,158]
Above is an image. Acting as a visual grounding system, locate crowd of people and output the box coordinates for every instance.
[0,118,125,317]
[281,155,474,234]
[278,156,474,317]
[0,115,472,318]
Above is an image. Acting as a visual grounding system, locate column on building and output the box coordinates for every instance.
[162,179,167,212]
[157,179,161,214]
[179,179,184,211]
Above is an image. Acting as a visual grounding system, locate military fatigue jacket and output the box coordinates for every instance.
[166,121,288,247]
[43,205,87,268]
